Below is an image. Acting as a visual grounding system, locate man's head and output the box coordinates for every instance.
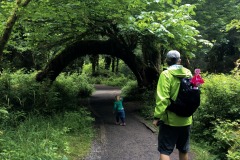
[166,50,181,66]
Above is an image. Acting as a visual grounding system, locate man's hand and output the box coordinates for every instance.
[153,119,164,127]
[153,119,159,127]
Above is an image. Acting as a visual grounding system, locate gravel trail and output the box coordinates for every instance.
[84,85,194,160]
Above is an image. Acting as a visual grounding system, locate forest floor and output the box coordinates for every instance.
[83,85,194,160]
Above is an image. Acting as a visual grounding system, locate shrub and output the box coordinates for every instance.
[193,74,240,159]
[103,73,131,87]
[88,72,133,87]
[0,70,94,113]
[62,108,95,134]
[0,107,9,123]
[213,119,240,160]
[54,73,94,100]
[121,80,156,119]
[138,89,156,119]
[121,80,142,100]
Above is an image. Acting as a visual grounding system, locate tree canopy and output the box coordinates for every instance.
[1,0,205,54]
[0,0,239,79]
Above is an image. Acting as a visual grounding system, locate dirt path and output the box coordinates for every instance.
[84,85,194,160]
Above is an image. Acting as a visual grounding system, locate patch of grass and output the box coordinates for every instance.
[0,109,95,160]
[191,141,217,160]
[67,133,94,159]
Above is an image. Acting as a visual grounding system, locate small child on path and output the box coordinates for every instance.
[113,95,126,126]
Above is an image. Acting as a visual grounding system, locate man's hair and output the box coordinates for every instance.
[166,50,180,66]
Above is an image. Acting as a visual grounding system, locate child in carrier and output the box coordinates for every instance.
[190,68,204,89]
[113,95,126,126]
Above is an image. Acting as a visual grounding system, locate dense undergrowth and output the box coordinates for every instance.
[0,110,94,159]
[0,70,95,159]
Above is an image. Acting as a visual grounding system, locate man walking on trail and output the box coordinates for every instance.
[153,50,192,160]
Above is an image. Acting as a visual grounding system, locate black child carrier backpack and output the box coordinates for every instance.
[166,77,201,117]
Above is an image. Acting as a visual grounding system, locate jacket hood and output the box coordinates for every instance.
[167,65,192,78]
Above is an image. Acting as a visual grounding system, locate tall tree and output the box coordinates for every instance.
[0,0,31,59]
[183,0,240,72]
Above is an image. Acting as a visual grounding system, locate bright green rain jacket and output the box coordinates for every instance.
[154,65,193,126]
